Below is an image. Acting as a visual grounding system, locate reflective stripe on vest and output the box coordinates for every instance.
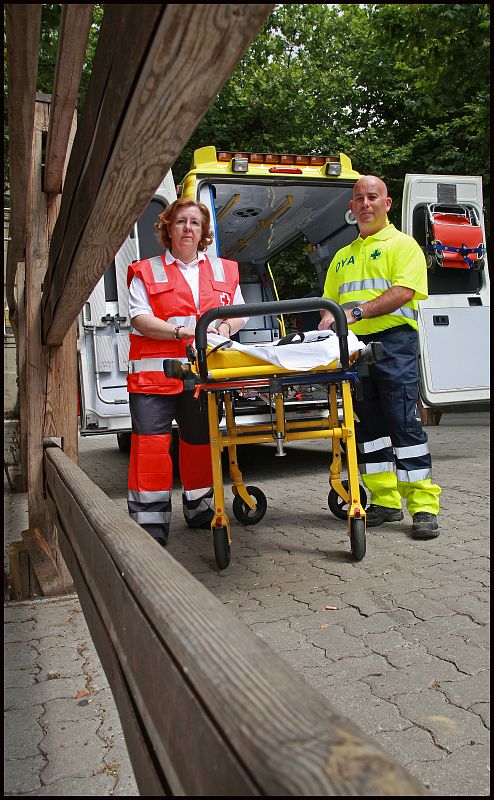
[128,357,187,374]
[339,279,392,294]
[149,256,169,283]
[339,279,418,322]
[168,315,197,328]
[208,256,226,282]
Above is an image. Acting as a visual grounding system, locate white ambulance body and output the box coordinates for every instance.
[77,154,489,450]
[402,174,489,409]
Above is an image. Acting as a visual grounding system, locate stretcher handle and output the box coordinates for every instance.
[195,298,349,380]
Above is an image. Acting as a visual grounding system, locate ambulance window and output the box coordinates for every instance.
[137,198,167,259]
[104,261,118,301]
[412,205,482,295]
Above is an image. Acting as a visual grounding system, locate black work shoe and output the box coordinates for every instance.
[411,512,439,539]
[185,508,214,530]
[365,504,404,528]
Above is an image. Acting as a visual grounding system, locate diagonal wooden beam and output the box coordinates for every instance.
[5,4,42,317]
[44,4,94,194]
[43,3,275,345]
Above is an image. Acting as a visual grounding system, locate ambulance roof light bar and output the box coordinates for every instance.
[217,150,341,170]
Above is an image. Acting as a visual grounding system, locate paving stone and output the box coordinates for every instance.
[4,708,44,758]
[38,718,108,784]
[4,678,84,711]
[373,724,445,768]
[4,755,45,795]
[4,412,490,796]
[410,743,491,797]
[22,774,116,796]
[364,658,463,699]
[437,669,490,709]
[396,691,489,751]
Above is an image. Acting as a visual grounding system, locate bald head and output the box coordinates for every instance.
[350,175,392,238]
[352,175,389,200]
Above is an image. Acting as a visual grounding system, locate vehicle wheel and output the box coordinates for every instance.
[473,257,485,272]
[328,481,367,521]
[116,431,131,453]
[232,486,267,525]
[213,527,231,569]
[350,517,366,561]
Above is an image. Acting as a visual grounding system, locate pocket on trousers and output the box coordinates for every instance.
[404,385,419,432]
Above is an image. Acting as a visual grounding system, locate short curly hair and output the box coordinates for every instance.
[155,198,214,251]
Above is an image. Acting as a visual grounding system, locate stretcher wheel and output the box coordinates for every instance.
[232,486,267,525]
[328,481,367,521]
[350,517,366,561]
[213,527,230,570]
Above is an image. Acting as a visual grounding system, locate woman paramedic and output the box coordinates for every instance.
[126,198,248,547]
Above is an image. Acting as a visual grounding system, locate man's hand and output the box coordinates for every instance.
[318,310,335,331]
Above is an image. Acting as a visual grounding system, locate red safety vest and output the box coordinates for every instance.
[127,254,239,394]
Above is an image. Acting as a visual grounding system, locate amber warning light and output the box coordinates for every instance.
[217,151,341,168]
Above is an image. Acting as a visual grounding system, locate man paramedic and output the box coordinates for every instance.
[319,175,441,538]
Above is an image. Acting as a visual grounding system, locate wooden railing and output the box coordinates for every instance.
[44,441,428,796]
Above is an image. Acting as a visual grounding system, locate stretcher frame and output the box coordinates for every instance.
[191,298,370,569]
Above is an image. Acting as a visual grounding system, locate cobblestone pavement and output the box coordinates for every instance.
[4,412,490,796]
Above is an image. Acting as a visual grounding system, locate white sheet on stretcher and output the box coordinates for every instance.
[206,330,366,371]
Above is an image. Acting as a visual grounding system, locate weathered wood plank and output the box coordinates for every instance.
[21,527,71,596]
[44,443,428,796]
[5,4,42,316]
[44,3,164,331]
[25,99,78,590]
[14,262,28,492]
[44,4,94,194]
[43,3,275,345]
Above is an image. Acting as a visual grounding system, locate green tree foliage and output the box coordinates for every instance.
[5,4,489,296]
[173,3,489,297]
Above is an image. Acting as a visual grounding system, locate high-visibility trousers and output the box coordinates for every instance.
[127,390,214,543]
[354,325,441,517]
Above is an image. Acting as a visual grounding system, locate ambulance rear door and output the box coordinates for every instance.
[402,174,490,407]
[78,171,177,438]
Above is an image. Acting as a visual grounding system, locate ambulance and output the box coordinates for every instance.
[77,147,489,448]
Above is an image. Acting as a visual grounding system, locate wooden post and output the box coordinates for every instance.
[15,262,28,493]
[24,97,77,595]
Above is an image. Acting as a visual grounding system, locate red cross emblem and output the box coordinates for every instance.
[219,292,230,306]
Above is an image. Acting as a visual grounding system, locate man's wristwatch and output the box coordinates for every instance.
[351,306,364,321]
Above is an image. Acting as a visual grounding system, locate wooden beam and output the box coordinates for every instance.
[44,443,428,797]
[25,99,78,593]
[44,4,94,194]
[43,3,275,345]
[14,263,28,493]
[5,4,42,316]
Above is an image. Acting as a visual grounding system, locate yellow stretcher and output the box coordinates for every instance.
[167,299,382,570]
